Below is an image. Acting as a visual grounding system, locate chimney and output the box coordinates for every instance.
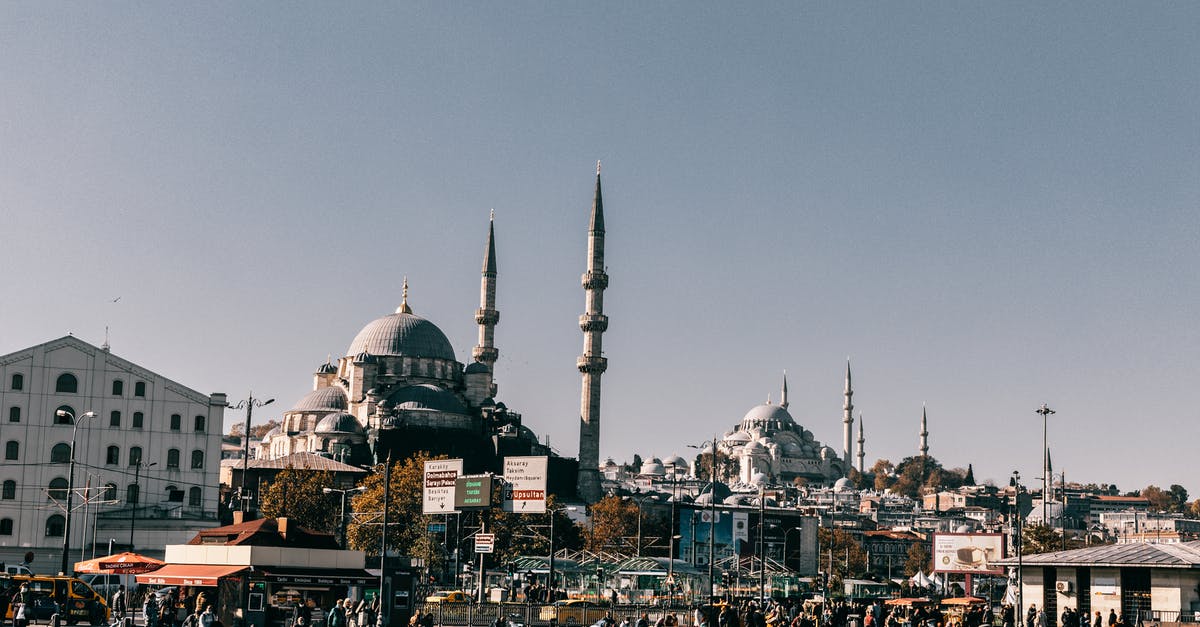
[278,517,288,540]
[233,511,245,525]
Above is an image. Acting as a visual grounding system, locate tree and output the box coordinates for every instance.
[817,528,868,580]
[586,495,640,553]
[693,450,738,483]
[487,495,584,562]
[871,459,895,492]
[258,466,339,533]
[1141,485,1172,512]
[1019,523,1089,554]
[1168,485,1189,512]
[347,453,439,558]
[903,542,930,577]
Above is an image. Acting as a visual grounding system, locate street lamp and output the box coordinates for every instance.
[548,505,578,600]
[664,462,681,598]
[324,486,367,549]
[130,461,158,548]
[1012,471,1024,627]
[228,394,275,513]
[56,409,95,574]
[626,491,653,557]
[1035,404,1055,527]
[687,436,720,602]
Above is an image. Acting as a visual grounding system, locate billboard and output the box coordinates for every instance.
[502,455,549,513]
[932,532,1005,574]
[422,458,463,514]
[455,475,494,509]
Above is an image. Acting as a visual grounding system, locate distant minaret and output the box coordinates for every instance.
[472,211,500,397]
[855,413,865,473]
[919,405,929,457]
[842,360,854,468]
[577,162,609,503]
[780,371,789,409]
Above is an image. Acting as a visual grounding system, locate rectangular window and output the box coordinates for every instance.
[110,411,121,427]
[194,415,206,432]
[10,374,23,390]
[132,412,144,428]
[112,380,123,396]
[7,407,19,423]
[134,381,146,397]
[170,414,181,431]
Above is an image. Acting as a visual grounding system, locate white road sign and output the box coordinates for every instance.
[423,458,463,515]
[502,455,548,513]
[475,533,495,554]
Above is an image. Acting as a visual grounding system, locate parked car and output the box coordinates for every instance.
[537,600,609,626]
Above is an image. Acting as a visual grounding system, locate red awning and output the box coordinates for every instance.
[136,564,248,587]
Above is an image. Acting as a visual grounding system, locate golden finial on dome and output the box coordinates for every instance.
[396,276,413,314]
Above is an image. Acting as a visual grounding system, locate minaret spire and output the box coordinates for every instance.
[577,164,610,503]
[473,212,500,396]
[780,371,789,409]
[856,413,865,473]
[842,359,854,470]
[919,404,930,457]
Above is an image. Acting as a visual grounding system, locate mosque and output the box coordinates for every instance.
[257,167,612,501]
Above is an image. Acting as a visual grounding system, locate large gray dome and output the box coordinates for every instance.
[290,387,349,412]
[385,384,467,414]
[314,412,363,434]
[348,311,456,361]
[740,403,796,431]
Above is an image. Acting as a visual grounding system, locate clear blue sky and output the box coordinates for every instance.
[3,3,1197,497]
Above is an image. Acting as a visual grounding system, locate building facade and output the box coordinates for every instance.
[0,335,226,564]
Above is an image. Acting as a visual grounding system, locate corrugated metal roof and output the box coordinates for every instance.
[994,541,1200,568]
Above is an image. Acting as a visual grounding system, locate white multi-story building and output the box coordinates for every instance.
[0,335,226,566]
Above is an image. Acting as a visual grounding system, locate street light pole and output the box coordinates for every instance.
[228,394,275,513]
[548,505,578,599]
[688,436,720,603]
[324,486,366,549]
[1012,471,1023,627]
[57,409,95,574]
[130,461,158,548]
[1036,404,1055,527]
[759,484,766,601]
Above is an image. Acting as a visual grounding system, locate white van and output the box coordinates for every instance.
[77,574,123,601]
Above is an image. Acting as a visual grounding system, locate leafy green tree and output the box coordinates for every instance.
[817,528,868,579]
[1019,523,1090,554]
[347,453,440,558]
[258,466,339,533]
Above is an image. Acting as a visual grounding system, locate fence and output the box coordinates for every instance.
[414,602,698,627]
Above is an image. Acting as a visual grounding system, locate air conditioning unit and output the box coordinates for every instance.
[1056,581,1073,593]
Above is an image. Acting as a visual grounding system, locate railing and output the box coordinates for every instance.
[1138,610,1200,624]
[415,602,697,627]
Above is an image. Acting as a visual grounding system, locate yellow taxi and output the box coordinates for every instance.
[537,600,610,626]
[425,590,471,604]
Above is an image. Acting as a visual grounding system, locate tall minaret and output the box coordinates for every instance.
[855,413,865,473]
[472,212,500,397]
[842,360,854,468]
[780,371,789,409]
[919,405,929,457]
[577,162,609,503]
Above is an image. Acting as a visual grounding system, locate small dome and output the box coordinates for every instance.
[641,461,665,476]
[386,384,467,414]
[663,454,688,470]
[465,362,490,374]
[723,494,747,505]
[315,362,337,374]
[725,432,752,443]
[347,311,456,361]
[290,387,349,412]
[745,440,767,454]
[261,426,281,441]
[353,351,376,364]
[955,525,972,534]
[699,481,732,501]
[314,412,362,434]
[834,477,852,491]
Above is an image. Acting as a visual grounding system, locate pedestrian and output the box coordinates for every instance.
[330,600,347,627]
[1107,611,1116,627]
[14,584,31,627]
[143,592,160,627]
[1080,611,1090,627]
[638,613,651,627]
[110,585,129,623]
[1036,610,1046,627]
[200,606,217,627]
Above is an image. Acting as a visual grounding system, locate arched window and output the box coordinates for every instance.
[166,449,180,469]
[188,487,202,507]
[194,415,206,432]
[10,373,23,390]
[8,407,19,423]
[128,447,142,466]
[48,477,68,501]
[54,405,75,425]
[109,411,121,427]
[0,518,12,535]
[4,441,18,460]
[50,443,71,464]
[2,480,15,500]
[46,514,65,537]
[132,412,144,429]
[106,446,120,465]
[190,450,204,469]
[126,484,139,504]
[134,381,146,397]
[55,373,78,394]
[112,380,124,396]
[103,483,117,500]
[170,414,181,431]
